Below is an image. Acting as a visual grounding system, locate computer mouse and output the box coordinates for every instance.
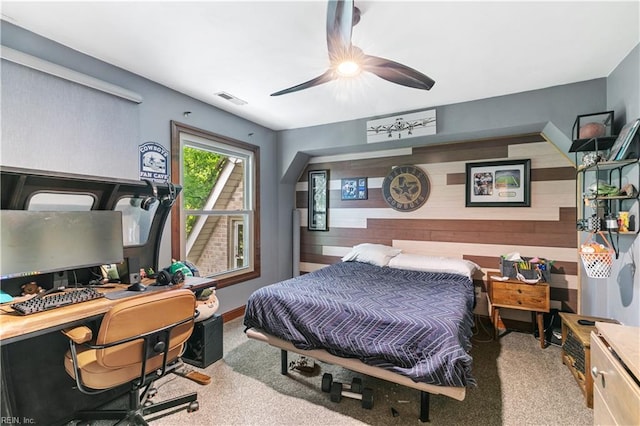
[126,282,146,292]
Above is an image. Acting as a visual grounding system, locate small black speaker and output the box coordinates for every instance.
[183,314,223,368]
[127,257,140,284]
[53,270,69,289]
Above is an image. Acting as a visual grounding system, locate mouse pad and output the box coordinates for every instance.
[104,285,167,300]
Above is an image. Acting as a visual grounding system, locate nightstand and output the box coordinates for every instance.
[559,312,619,408]
[488,273,550,348]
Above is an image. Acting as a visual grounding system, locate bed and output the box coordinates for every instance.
[243,246,478,422]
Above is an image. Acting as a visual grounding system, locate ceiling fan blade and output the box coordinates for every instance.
[363,54,435,90]
[326,0,354,58]
[270,70,335,96]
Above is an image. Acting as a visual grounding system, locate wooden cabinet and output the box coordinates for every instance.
[559,312,619,408]
[488,275,550,348]
[591,322,640,425]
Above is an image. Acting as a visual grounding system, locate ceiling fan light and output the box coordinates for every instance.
[336,60,361,77]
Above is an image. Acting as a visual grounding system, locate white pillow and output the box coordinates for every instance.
[341,243,402,267]
[388,253,480,278]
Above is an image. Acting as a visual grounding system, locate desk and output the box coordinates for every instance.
[0,276,216,344]
[0,276,216,425]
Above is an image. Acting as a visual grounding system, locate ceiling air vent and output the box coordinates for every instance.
[214,91,247,106]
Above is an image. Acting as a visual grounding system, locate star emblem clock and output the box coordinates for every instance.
[382,165,430,212]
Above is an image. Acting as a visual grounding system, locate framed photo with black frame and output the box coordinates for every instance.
[308,170,329,231]
[465,159,531,207]
[341,177,368,200]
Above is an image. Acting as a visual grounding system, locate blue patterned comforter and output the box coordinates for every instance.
[244,261,476,388]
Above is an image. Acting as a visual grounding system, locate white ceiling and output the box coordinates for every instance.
[2,1,639,131]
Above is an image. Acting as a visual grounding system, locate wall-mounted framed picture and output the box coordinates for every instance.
[341,177,368,200]
[308,170,329,231]
[465,159,531,207]
[608,118,640,161]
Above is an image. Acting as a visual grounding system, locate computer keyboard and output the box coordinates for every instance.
[11,288,105,315]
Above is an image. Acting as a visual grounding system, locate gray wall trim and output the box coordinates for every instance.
[1,45,143,103]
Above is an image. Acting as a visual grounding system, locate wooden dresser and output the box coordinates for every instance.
[591,322,640,425]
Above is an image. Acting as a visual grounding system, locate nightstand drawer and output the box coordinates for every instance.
[491,282,549,311]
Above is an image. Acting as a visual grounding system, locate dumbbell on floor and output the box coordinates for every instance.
[321,373,374,409]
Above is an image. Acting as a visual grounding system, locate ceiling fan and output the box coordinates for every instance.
[270,0,435,96]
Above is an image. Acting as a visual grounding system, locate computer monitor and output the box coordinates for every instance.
[0,210,124,281]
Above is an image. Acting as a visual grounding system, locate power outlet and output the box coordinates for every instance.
[474,286,482,298]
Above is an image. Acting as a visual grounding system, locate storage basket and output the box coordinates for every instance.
[500,257,551,282]
[580,232,614,279]
[514,264,542,282]
[563,328,586,374]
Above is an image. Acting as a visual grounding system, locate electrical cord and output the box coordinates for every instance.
[539,311,562,347]
[471,314,494,343]
[36,287,67,299]
[89,267,104,280]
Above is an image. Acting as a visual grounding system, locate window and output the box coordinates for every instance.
[28,192,95,211]
[170,122,260,288]
[114,197,157,246]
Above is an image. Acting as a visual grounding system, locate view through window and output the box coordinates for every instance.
[171,122,259,288]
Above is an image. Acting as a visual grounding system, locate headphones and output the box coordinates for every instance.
[141,180,177,211]
[156,269,185,286]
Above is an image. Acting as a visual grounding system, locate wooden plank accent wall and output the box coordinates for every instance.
[296,134,578,316]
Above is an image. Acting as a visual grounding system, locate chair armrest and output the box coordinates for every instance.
[61,326,93,344]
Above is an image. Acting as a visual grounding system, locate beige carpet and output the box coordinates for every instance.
[133,316,593,426]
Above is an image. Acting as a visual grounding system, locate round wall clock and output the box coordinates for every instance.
[382,165,430,212]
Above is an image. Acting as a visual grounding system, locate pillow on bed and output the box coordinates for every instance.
[341,243,402,267]
[388,253,480,278]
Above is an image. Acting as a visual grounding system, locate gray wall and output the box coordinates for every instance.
[597,43,640,326]
[275,79,608,303]
[608,44,640,129]
[277,45,640,326]
[3,20,638,324]
[0,22,283,314]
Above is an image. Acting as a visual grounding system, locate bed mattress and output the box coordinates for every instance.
[244,261,476,388]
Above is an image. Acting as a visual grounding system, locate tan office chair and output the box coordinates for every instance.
[62,288,199,425]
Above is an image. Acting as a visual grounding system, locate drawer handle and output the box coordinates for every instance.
[517,289,522,293]
[591,367,606,387]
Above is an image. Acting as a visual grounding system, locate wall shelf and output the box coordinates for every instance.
[577,159,637,172]
[575,139,639,241]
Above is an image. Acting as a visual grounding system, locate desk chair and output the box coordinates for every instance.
[61,289,199,425]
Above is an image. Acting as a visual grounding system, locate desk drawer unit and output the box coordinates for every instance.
[591,331,640,425]
[490,282,549,311]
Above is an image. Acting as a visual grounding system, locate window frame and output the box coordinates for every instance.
[170,121,260,289]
